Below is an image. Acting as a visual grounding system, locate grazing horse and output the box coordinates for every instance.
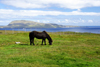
[29,31,53,45]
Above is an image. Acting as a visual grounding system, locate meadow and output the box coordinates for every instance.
[0,30,100,67]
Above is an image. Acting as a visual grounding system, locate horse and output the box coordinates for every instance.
[29,31,53,45]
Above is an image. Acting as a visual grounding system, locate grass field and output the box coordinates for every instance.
[0,30,100,67]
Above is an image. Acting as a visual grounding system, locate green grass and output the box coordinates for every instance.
[0,31,100,67]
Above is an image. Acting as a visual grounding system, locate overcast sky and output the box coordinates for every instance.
[0,0,100,26]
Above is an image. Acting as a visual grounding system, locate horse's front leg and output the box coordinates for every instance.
[41,39,46,45]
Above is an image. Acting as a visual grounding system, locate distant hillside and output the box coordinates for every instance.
[1,20,78,28]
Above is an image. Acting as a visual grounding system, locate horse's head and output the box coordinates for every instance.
[44,31,53,45]
[49,40,53,45]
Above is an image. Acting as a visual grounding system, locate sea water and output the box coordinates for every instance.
[0,26,100,34]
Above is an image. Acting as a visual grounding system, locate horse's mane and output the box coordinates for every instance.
[43,31,47,34]
[43,31,49,36]
[43,31,53,42]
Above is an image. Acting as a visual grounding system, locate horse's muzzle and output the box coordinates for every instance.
[49,42,52,45]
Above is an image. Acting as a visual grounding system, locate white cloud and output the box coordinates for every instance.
[1,0,47,8]
[0,21,3,22]
[42,20,50,23]
[65,19,68,22]
[79,18,85,23]
[37,20,40,22]
[1,0,100,9]
[0,9,100,19]
[0,9,99,25]
[41,20,50,23]
[47,20,50,22]
[88,20,93,23]
[58,20,61,22]
[81,20,85,23]
[0,20,11,25]
[65,19,69,23]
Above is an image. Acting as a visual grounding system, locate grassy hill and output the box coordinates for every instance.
[0,31,100,67]
[3,20,72,28]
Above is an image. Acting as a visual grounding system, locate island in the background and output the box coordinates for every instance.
[0,20,79,28]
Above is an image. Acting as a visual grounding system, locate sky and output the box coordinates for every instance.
[0,0,100,26]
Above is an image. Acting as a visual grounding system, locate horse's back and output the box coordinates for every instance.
[29,31,46,39]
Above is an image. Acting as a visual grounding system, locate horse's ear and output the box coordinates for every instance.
[43,30,46,33]
[43,31,48,34]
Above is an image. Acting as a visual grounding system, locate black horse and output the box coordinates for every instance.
[29,31,53,45]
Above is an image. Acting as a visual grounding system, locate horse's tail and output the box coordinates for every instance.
[29,32,31,40]
[43,31,53,42]
[29,31,33,40]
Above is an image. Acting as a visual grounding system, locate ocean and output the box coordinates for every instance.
[0,26,100,34]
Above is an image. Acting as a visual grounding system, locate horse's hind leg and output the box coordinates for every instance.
[44,39,46,45]
[29,37,32,45]
[33,38,35,45]
[30,39,33,45]
[30,40,32,45]
[41,39,43,45]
